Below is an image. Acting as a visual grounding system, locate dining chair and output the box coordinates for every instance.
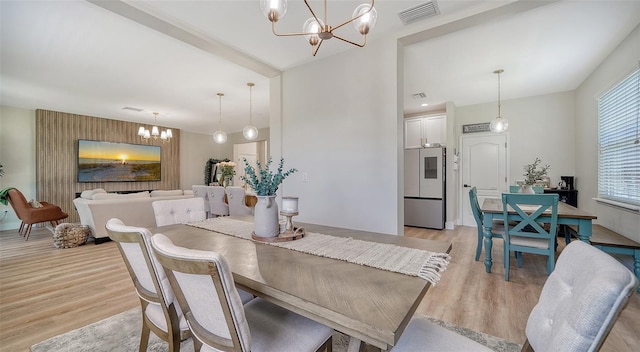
[225,186,253,216]
[502,193,559,281]
[191,186,211,218]
[105,218,191,352]
[469,187,504,261]
[152,197,207,227]
[6,188,68,240]
[391,240,638,352]
[150,233,333,352]
[206,186,229,217]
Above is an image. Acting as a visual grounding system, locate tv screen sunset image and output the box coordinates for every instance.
[78,140,161,182]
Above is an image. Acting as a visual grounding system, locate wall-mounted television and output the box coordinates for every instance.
[77,140,161,182]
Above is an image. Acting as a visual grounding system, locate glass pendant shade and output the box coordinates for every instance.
[261,0,287,22]
[213,130,227,144]
[303,17,321,45]
[352,4,377,35]
[243,125,258,140]
[490,117,509,133]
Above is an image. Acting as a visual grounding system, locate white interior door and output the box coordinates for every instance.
[460,133,508,226]
[233,142,258,188]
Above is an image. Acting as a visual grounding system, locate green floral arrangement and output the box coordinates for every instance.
[523,158,550,185]
[240,157,297,196]
[219,161,236,179]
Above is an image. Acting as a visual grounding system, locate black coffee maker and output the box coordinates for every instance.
[560,176,574,190]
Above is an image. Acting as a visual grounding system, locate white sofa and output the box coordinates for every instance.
[73,189,194,243]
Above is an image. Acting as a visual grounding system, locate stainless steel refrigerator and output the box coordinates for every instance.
[404,147,446,229]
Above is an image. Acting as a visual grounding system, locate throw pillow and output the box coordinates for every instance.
[29,199,44,208]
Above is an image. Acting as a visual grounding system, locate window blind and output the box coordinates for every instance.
[598,68,640,206]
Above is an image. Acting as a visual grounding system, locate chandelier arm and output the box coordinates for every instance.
[312,40,324,56]
[332,34,366,48]
[331,0,375,32]
[271,21,310,37]
[303,0,323,27]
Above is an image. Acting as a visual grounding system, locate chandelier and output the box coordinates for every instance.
[138,112,172,142]
[243,82,259,140]
[260,0,378,56]
[213,93,228,144]
[490,69,509,133]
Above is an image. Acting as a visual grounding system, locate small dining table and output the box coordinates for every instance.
[155,218,452,351]
[481,198,597,273]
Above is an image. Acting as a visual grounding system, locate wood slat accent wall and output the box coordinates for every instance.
[36,109,180,223]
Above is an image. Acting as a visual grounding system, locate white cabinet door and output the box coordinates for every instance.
[424,117,445,145]
[404,118,423,149]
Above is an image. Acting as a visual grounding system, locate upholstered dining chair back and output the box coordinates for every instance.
[390,240,638,352]
[225,187,253,216]
[151,233,251,351]
[152,197,207,227]
[6,188,68,240]
[469,187,504,261]
[151,233,333,352]
[524,240,638,352]
[192,185,211,218]
[105,218,189,352]
[207,186,229,217]
[502,193,558,281]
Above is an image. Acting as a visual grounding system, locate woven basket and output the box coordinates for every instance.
[53,223,90,249]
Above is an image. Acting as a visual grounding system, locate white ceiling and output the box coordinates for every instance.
[1,1,639,135]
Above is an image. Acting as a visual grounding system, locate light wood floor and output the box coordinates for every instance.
[0,225,638,351]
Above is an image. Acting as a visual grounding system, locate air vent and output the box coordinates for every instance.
[412,92,427,99]
[122,106,144,112]
[398,1,440,25]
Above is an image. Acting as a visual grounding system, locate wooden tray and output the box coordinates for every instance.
[252,227,305,243]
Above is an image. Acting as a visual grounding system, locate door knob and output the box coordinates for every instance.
[463,184,471,187]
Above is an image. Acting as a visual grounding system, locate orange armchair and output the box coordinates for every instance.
[6,188,68,240]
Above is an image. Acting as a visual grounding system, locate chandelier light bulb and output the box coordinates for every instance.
[303,17,322,46]
[261,0,287,22]
[352,4,377,35]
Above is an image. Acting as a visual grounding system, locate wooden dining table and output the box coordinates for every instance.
[481,197,597,273]
[154,218,452,351]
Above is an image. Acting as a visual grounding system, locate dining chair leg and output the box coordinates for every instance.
[139,319,151,352]
[505,244,511,281]
[475,231,483,261]
[24,224,33,240]
[19,221,25,235]
[516,252,524,268]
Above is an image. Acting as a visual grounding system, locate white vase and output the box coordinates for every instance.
[521,184,535,194]
[253,195,279,237]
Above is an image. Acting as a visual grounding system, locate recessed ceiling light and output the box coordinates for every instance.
[421,103,429,107]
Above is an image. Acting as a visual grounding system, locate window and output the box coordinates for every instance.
[598,67,640,206]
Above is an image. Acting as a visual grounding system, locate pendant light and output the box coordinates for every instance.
[490,69,509,133]
[243,82,259,140]
[213,93,227,144]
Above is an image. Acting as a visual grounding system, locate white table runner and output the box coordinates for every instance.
[188,217,450,286]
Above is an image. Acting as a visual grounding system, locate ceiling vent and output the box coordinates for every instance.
[122,106,144,112]
[398,1,440,25]
[412,92,428,99]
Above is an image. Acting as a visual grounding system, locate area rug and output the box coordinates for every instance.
[31,307,521,352]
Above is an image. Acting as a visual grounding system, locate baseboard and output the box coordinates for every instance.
[94,237,112,245]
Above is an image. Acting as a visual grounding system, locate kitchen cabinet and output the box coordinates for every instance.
[404,115,446,149]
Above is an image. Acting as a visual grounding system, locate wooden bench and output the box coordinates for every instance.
[569,224,640,292]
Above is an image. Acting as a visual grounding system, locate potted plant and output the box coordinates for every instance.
[241,157,297,237]
[522,158,550,193]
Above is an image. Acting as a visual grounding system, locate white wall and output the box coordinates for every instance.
[0,106,36,230]
[455,91,576,187]
[575,24,640,241]
[279,35,402,235]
